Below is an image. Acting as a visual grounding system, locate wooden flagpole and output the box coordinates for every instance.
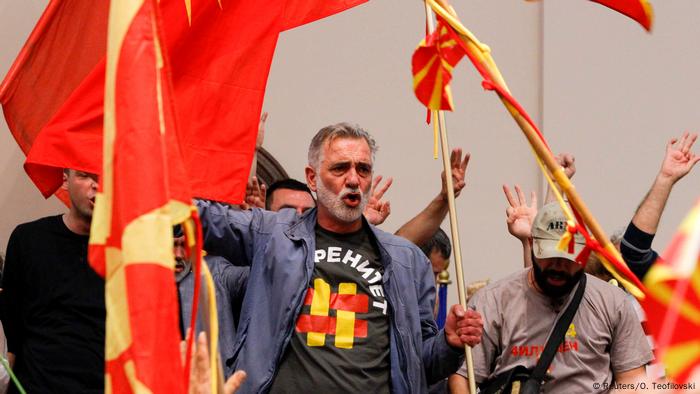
[423,4,477,393]
[426,0,645,299]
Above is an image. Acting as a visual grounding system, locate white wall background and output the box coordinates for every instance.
[1,1,698,308]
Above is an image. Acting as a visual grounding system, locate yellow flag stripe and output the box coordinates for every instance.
[413,55,438,89]
[123,360,152,393]
[428,68,445,109]
[646,279,700,325]
[121,208,176,269]
[201,262,220,394]
[105,253,132,360]
[661,339,700,378]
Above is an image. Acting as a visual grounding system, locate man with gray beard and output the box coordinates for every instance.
[197,122,483,394]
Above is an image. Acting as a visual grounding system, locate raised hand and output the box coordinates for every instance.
[188,332,247,394]
[241,176,266,210]
[503,184,537,241]
[659,132,700,184]
[364,175,392,225]
[441,148,470,200]
[256,112,268,149]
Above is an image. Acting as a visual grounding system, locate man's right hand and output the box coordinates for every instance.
[556,153,576,179]
[503,184,537,241]
[658,131,700,184]
[440,148,470,200]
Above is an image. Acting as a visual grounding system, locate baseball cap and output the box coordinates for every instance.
[531,202,585,261]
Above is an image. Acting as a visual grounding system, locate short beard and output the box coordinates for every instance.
[532,254,583,299]
[316,175,368,224]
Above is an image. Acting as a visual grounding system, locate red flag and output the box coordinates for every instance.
[412,20,465,111]
[642,199,700,383]
[590,0,653,31]
[0,1,108,202]
[1,0,367,205]
[87,0,193,391]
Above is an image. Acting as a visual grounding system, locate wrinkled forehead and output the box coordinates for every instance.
[320,136,373,164]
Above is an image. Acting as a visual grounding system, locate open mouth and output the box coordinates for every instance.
[545,272,568,286]
[342,192,361,207]
[175,260,185,273]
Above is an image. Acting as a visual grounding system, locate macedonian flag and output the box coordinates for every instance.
[88,0,194,391]
[642,199,700,383]
[412,19,466,111]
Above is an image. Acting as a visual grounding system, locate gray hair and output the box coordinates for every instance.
[307,122,378,169]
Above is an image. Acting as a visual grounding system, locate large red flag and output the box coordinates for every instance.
[642,199,700,383]
[1,0,367,204]
[87,0,193,391]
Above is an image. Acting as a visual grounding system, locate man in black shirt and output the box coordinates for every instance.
[0,169,104,393]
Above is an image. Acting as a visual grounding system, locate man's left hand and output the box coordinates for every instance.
[445,304,483,348]
[241,176,266,210]
[364,175,392,225]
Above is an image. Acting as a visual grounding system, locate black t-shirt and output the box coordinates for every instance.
[269,224,390,393]
[0,215,105,393]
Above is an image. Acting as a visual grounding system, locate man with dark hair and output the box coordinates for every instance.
[197,122,483,393]
[0,169,105,393]
[419,228,452,279]
[265,178,315,214]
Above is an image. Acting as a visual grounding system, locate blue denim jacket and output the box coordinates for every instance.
[198,201,464,393]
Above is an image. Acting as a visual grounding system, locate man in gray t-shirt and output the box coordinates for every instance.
[454,203,653,393]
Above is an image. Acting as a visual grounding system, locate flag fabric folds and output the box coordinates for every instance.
[1,0,367,205]
[412,21,465,111]
[590,0,653,31]
[642,199,700,383]
[87,0,192,391]
[0,1,108,202]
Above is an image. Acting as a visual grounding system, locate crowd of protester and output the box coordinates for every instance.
[0,121,698,393]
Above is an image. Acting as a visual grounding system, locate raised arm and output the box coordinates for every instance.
[632,132,699,234]
[396,148,469,246]
[196,199,258,266]
[622,132,700,280]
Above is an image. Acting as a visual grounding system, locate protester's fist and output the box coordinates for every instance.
[556,153,576,179]
[445,304,483,348]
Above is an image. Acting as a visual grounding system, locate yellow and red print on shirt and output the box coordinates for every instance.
[296,279,369,349]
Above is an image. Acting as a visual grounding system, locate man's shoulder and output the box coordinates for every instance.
[470,269,528,305]
[482,269,527,293]
[371,226,421,251]
[10,215,63,240]
[582,273,629,308]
